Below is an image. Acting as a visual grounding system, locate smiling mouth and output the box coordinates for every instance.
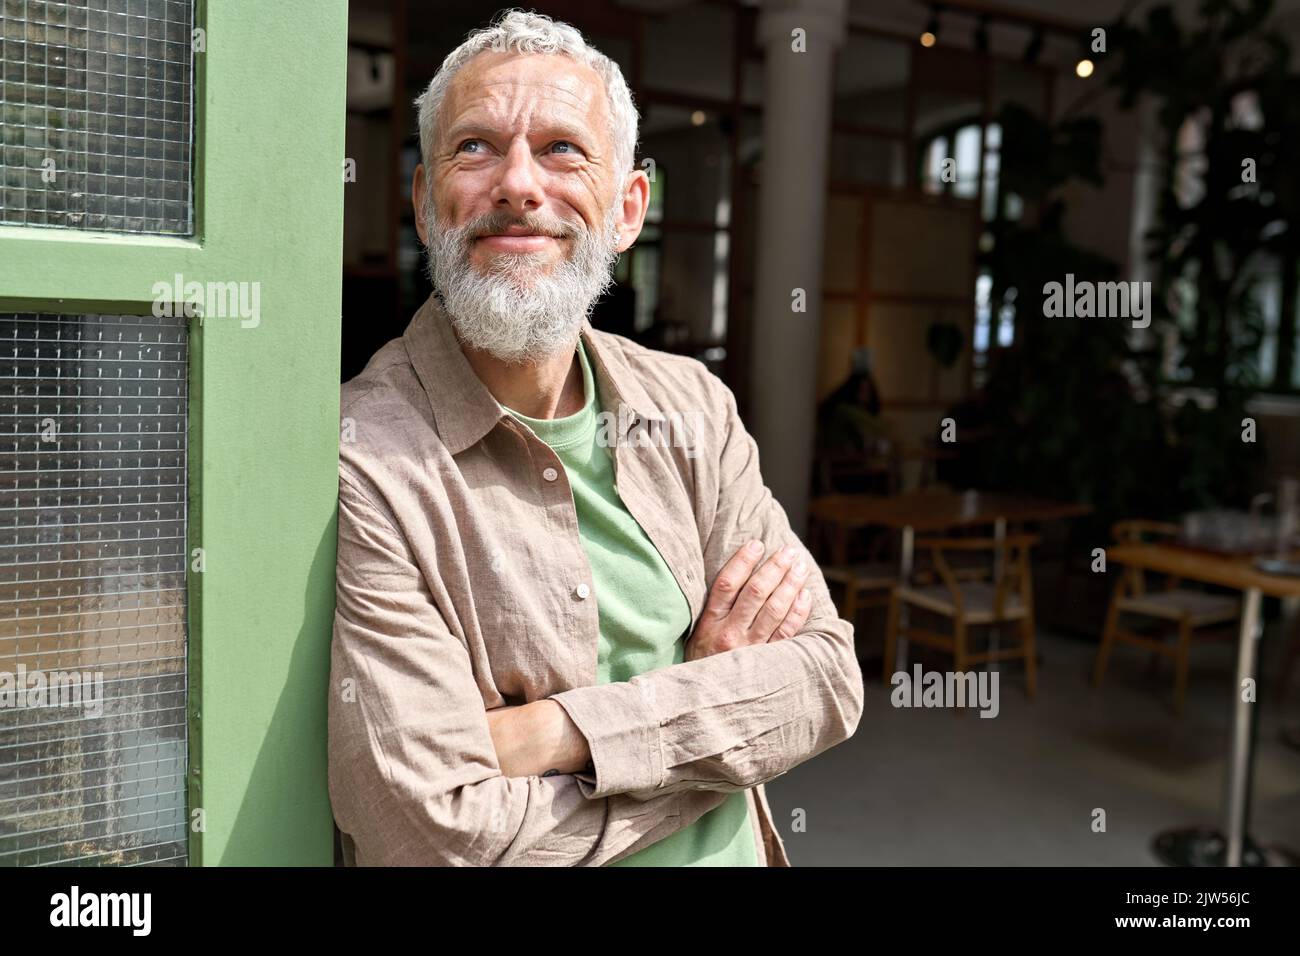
[474,232,562,252]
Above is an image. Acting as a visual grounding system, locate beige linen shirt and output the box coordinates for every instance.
[329,293,865,866]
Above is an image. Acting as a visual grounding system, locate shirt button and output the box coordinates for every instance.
[543,467,558,482]
[575,583,590,600]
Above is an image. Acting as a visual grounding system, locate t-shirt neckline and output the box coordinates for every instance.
[501,339,598,452]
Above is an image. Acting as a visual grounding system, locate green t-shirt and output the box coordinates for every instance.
[502,339,758,867]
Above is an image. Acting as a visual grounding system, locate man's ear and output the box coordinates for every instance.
[412,163,429,245]
[613,168,650,254]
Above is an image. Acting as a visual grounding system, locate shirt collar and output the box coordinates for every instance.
[402,292,667,456]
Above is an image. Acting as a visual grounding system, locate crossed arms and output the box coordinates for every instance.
[486,536,823,778]
[327,380,865,866]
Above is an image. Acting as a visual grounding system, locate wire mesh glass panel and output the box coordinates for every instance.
[0,0,195,235]
[0,312,188,867]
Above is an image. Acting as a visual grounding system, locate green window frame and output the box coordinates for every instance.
[0,0,347,865]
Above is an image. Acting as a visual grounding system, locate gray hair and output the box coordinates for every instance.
[414,9,639,178]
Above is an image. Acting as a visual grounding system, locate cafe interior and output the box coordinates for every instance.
[342,0,1300,866]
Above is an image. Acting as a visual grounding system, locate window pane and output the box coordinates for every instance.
[658,229,728,344]
[642,3,733,100]
[993,60,1048,118]
[868,197,977,298]
[823,194,862,294]
[833,32,908,131]
[830,132,906,189]
[921,135,948,194]
[0,0,196,235]
[639,105,730,225]
[0,312,189,866]
[953,125,981,198]
[916,88,981,146]
[630,244,659,334]
[981,124,1001,221]
[866,302,969,402]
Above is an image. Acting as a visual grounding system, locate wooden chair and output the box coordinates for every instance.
[884,534,1040,696]
[810,511,904,673]
[822,562,898,669]
[814,448,900,497]
[1090,520,1240,715]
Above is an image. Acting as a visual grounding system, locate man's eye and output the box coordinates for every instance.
[458,139,485,154]
[551,141,581,155]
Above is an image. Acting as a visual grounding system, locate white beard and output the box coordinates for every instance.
[424,201,621,364]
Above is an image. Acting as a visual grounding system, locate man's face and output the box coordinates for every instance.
[414,52,647,362]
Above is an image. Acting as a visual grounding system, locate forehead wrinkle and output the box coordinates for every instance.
[438,54,611,150]
[462,92,591,137]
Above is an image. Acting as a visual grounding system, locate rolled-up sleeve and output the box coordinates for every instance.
[328,472,727,865]
[549,375,865,799]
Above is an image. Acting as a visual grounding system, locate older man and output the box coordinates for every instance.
[328,10,863,867]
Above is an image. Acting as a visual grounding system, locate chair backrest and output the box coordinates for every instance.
[914,534,1040,618]
[1111,519,1179,594]
[1111,519,1179,543]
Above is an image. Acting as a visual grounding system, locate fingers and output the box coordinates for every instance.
[770,587,812,642]
[701,538,766,621]
[748,553,811,641]
[730,544,803,634]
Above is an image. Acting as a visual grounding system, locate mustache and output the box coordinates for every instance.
[450,210,584,242]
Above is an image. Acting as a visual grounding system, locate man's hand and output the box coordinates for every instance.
[486,699,592,779]
[685,540,812,661]
[486,541,812,774]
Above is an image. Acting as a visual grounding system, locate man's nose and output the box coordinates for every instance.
[490,138,545,215]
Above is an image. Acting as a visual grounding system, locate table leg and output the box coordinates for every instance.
[986,518,1007,672]
[1281,597,1300,755]
[1152,587,1273,867]
[894,525,914,673]
[1225,587,1262,867]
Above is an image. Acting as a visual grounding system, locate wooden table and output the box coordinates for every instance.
[810,490,1092,669]
[810,490,1092,565]
[1109,542,1300,867]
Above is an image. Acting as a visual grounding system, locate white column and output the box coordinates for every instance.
[749,0,846,538]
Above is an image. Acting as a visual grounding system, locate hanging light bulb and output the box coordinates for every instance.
[920,5,941,47]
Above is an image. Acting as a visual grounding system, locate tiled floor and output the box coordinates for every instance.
[765,624,1300,866]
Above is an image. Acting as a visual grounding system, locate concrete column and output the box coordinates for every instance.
[749,0,846,538]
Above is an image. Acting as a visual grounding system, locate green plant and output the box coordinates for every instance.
[947,64,1267,530]
[1107,0,1293,395]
